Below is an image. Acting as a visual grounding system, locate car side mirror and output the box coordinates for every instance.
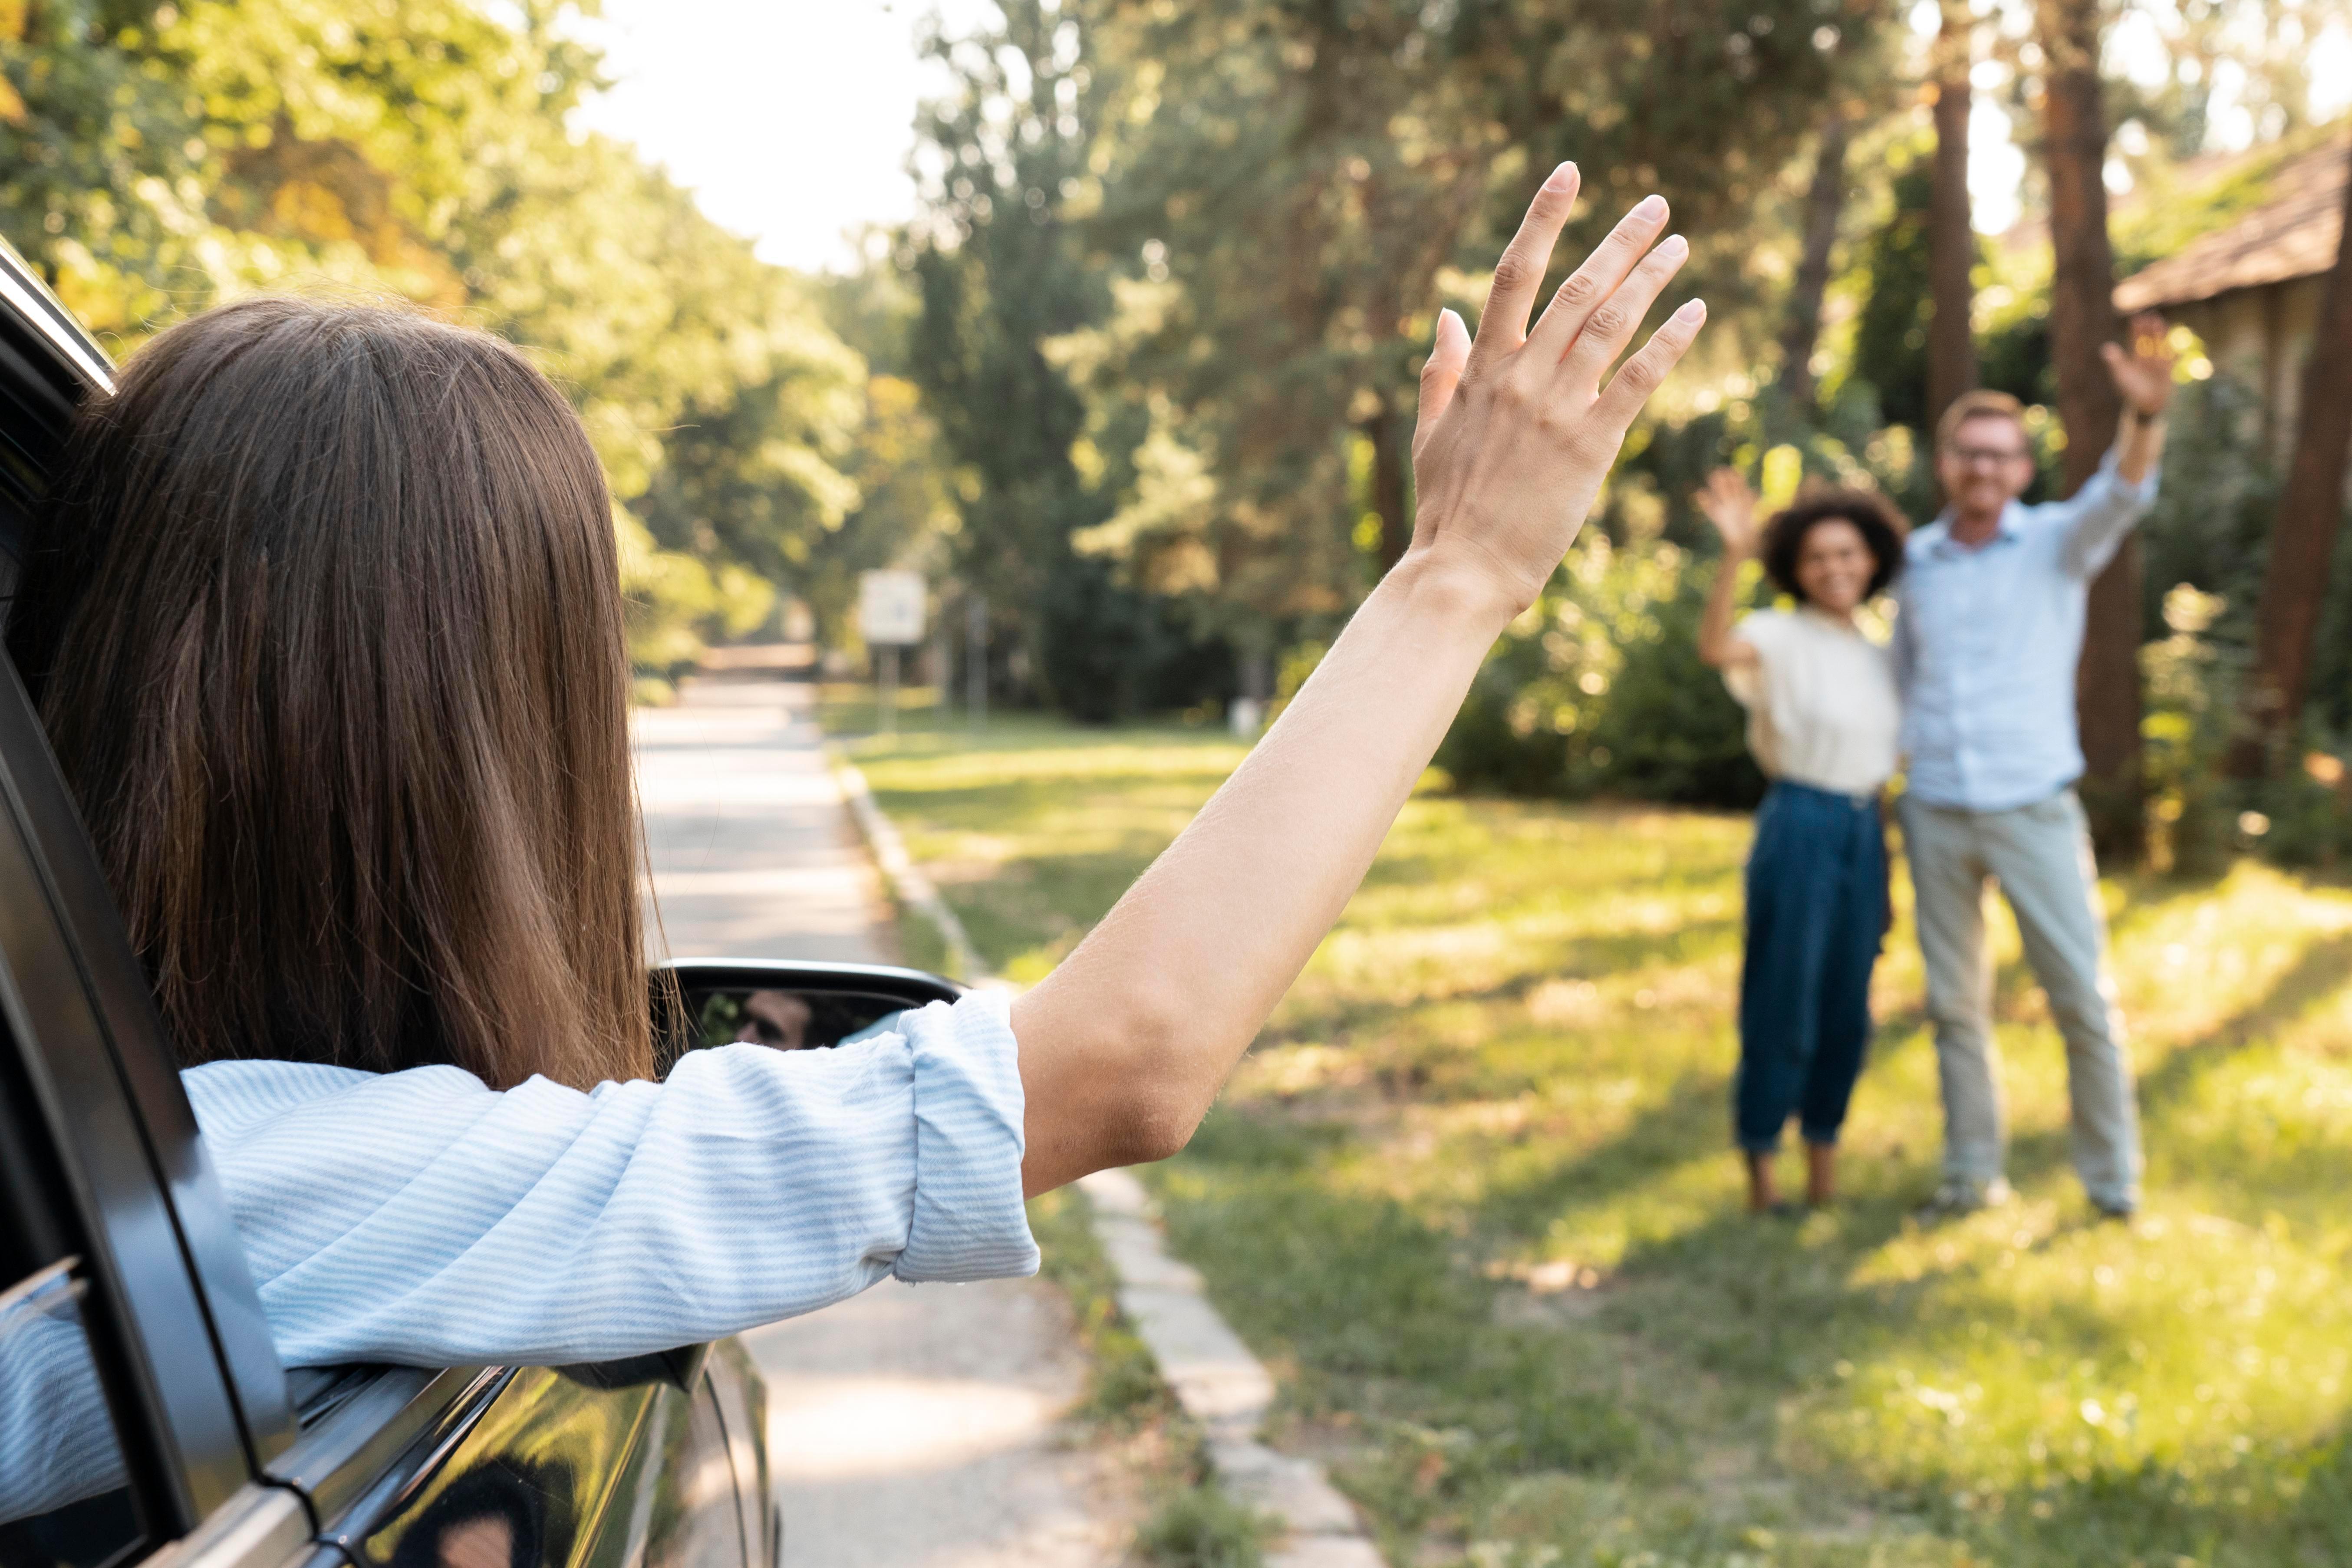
[649,960,964,1077]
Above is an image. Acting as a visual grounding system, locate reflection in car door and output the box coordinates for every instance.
[329,1366,748,1568]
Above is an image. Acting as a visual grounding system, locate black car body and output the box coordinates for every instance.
[0,246,961,1568]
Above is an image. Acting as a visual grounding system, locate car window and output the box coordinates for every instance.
[0,985,159,1568]
[0,1251,142,1568]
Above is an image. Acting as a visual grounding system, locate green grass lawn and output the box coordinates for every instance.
[832,701,2352,1568]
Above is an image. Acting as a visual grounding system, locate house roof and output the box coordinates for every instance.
[2115,139,2348,311]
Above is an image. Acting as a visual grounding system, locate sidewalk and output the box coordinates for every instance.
[633,673,1130,1568]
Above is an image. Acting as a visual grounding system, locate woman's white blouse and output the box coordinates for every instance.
[1,991,1036,1521]
[1723,606,1901,795]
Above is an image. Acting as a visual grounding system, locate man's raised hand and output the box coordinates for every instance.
[2101,310,2177,418]
[1407,163,1704,614]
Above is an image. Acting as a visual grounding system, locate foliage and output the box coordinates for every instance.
[1132,1485,1273,1568]
[1061,0,1898,642]
[2139,585,2243,875]
[900,0,1905,714]
[901,0,1131,712]
[2136,370,2280,632]
[0,0,880,676]
[2102,0,2352,161]
[1439,537,1763,808]
[853,715,2352,1568]
[1849,158,1938,433]
[1026,1185,1170,1426]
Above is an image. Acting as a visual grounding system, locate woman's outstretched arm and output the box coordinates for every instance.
[1693,468,1761,671]
[1010,165,1707,1194]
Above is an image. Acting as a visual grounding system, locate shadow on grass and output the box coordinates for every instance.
[1278,918,1743,1030]
[2134,929,2352,1115]
[1167,1090,2352,1565]
[1984,928,2352,1211]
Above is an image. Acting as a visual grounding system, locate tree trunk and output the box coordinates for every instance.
[2039,0,2140,859]
[1777,109,1853,408]
[2230,151,2352,776]
[1927,0,1979,428]
[1365,401,1413,571]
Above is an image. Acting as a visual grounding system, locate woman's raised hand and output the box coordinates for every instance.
[1408,164,1705,615]
[1012,163,1710,1197]
[1694,468,1759,557]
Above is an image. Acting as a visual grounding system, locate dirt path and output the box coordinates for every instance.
[633,673,1131,1568]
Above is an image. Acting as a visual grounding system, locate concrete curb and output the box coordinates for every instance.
[831,744,1380,1566]
[1079,1169,1383,1567]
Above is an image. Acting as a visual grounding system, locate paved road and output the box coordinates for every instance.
[634,675,1128,1568]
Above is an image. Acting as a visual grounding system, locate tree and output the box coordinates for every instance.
[2231,146,2352,773]
[2036,0,2138,855]
[1076,0,1897,653]
[632,290,867,602]
[1778,107,1854,407]
[1080,0,1497,631]
[1927,0,1978,427]
[1852,160,1936,430]
[0,0,867,676]
[904,0,1154,713]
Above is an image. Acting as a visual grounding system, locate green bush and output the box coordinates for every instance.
[2139,584,2244,876]
[1437,536,1762,808]
[1035,553,1239,723]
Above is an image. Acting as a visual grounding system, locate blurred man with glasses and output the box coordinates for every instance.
[1894,313,2175,1220]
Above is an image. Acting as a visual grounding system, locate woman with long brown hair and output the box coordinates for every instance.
[4,165,1705,1517]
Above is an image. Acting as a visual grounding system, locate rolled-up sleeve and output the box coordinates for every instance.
[186,991,1038,1370]
[899,990,1038,1282]
[2058,451,2160,577]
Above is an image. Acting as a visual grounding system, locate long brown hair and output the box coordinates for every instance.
[7,296,654,1088]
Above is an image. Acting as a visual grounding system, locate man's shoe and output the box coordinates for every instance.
[2090,1195,2138,1222]
[1914,1176,2014,1220]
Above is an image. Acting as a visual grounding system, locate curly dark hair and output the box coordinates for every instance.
[1759,488,1909,603]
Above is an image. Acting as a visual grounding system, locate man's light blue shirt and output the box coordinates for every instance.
[1894,454,2159,813]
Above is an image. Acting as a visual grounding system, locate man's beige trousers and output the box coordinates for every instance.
[1897,788,2143,1210]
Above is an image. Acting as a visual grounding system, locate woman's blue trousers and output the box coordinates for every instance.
[1734,780,1885,1152]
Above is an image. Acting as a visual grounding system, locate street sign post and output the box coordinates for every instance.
[858,570,927,737]
[858,570,926,646]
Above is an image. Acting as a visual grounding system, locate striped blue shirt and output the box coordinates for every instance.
[1,992,1037,1520]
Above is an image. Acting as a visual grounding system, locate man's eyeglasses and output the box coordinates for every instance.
[1947,444,2031,468]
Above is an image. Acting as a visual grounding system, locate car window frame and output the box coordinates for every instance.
[0,240,312,1562]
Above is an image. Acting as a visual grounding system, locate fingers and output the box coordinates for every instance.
[1524,194,1673,362]
[1556,231,1689,390]
[1591,298,1707,436]
[1468,162,1580,373]
[1413,309,1470,459]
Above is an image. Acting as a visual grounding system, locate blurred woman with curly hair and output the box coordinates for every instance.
[1694,473,1907,1213]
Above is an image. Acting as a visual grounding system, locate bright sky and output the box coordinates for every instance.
[569,0,995,274]
[573,1,2349,272]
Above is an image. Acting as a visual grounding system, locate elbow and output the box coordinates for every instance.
[1098,991,1217,1168]
[1108,1095,1199,1169]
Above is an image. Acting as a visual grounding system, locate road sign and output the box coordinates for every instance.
[858,570,926,646]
